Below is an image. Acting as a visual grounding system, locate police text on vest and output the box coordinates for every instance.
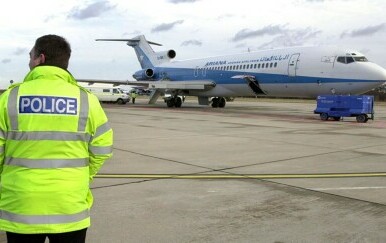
[19,96,78,115]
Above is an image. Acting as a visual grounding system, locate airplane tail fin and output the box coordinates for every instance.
[96,35,175,69]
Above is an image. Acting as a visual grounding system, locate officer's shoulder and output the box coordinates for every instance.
[77,85,100,104]
[9,82,22,89]
[3,82,22,94]
[78,85,91,94]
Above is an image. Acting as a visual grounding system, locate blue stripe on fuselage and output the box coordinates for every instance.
[152,67,377,85]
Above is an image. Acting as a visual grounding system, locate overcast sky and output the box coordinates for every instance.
[1,0,386,88]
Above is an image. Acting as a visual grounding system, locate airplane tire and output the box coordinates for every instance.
[218,97,226,108]
[175,97,182,108]
[211,98,219,108]
[166,99,174,107]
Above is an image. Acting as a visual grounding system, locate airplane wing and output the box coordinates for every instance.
[76,79,216,104]
[76,79,216,90]
[76,79,149,87]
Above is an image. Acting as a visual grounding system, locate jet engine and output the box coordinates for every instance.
[133,68,159,80]
[155,50,176,62]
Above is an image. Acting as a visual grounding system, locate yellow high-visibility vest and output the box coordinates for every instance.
[0,66,113,233]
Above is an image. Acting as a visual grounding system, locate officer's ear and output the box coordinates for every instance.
[38,53,46,64]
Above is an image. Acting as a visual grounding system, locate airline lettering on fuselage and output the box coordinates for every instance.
[205,61,227,66]
[205,54,290,67]
[19,96,78,115]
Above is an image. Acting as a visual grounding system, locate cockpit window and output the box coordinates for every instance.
[346,56,354,64]
[354,56,368,62]
[336,55,368,64]
[337,56,346,63]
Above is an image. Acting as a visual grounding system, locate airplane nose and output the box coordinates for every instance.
[380,67,386,82]
[369,63,386,85]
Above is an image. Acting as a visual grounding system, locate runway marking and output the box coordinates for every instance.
[95,172,386,179]
[307,186,386,191]
[309,186,386,191]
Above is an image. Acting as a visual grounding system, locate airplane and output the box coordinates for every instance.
[79,35,386,108]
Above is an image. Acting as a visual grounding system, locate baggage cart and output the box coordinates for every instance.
[314,95,374,123]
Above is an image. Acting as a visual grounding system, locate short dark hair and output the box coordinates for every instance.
[33,34,71,70]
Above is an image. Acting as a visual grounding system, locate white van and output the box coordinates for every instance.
[85,86,130,104]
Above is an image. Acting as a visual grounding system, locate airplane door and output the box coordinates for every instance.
[288,54,300,77]
[194,66,199,77]
[202,67,206,77]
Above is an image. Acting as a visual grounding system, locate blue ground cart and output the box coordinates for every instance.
[314,95,374,123]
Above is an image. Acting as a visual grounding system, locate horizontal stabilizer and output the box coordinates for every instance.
[95,38,162,46]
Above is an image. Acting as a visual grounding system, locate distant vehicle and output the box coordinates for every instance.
[131,88,151,95]
[314,95,374,123]
[85,86,130,104]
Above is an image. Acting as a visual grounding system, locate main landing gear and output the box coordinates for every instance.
[211,97,226,108]
[165,96,183,108]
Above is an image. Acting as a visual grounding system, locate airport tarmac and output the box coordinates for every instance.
[1,97,386,242]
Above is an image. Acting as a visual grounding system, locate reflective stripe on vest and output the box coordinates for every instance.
[78,90,88,132]
[92,122,111,141]
[4,157,89,168]
[8,86,19,130]
[89,145,113,155]
[0,209,89,225]
[7,131,91,142]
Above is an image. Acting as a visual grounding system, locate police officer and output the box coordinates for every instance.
[130,90,138,104]
[0,35,113,242]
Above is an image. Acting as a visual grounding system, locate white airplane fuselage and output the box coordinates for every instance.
[93,35,386,107]
[135,45,386,98]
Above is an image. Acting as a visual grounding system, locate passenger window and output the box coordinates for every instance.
[103,89,110,93]
[270,63,273,68]
[258,64,261,68]
[254,64,257,69]
[274,62,277,68]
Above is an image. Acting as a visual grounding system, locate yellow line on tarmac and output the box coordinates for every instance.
[95,172,386,179]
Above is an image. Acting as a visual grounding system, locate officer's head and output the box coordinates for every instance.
[29,34,71,70]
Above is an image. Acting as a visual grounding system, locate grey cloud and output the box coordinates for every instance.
[258,27,322,49]
[2,59,11,64]
[68,1,116,20]
[341,23,386,38]
[181,40,202,46]
[231,25,289,42]
[168,0,200,3]
[151,20,184,33]
[13,48,28,56]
